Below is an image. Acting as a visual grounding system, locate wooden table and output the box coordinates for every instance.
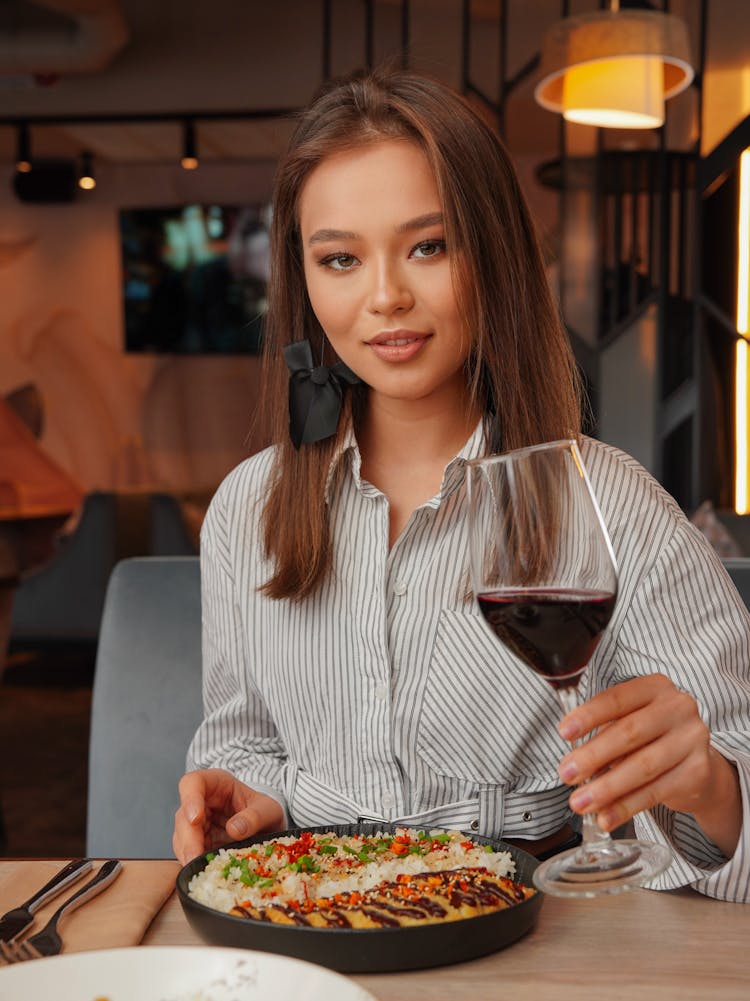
[143,877,750,1000]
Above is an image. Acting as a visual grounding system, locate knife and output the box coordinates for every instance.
[0,857,93,942]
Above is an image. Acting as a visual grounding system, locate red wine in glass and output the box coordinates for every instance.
[476,588,616,690]
[467,440,672,897]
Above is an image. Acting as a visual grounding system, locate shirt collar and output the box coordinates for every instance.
[324,418,487,507]
[430,418,486,506]
[323,423,360,505]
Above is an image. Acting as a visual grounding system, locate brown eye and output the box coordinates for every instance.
[411,239,446,259]
[321,253,358,271]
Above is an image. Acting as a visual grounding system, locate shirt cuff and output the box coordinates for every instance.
[633,738,750,903]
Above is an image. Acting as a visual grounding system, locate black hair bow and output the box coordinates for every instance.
[284,339,361,449]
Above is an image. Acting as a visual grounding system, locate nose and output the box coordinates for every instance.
[367,258,414,316]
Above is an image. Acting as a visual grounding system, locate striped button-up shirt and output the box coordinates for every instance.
[188,424,750,902]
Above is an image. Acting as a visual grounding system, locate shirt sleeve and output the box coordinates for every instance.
[186,475,290,824]
[608,515,750,902]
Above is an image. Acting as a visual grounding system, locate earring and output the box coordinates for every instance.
[284,339,361,449]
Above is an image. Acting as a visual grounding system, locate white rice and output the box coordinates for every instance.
[188,827,516,915]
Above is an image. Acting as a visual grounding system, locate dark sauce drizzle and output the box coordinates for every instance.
[229,866,532,928]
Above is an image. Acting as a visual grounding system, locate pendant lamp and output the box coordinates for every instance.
[535,5,694,129]
[181,119,199,170]
[78,151,96,191]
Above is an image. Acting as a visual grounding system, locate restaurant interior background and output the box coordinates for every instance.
[0,0,749,857]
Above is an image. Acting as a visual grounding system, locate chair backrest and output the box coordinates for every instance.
[722,558,750,611]
[11,491,119,643]
[150,493,199,556]
[86,556,202,858]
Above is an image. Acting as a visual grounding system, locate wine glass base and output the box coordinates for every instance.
[532,839,672,898]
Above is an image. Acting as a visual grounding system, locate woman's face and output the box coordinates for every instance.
[298,139,472,411]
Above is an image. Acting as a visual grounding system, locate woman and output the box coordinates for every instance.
[173,68,749,902]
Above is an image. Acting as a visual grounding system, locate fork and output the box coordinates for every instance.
[0,859,122,963]
[0,857,93,943]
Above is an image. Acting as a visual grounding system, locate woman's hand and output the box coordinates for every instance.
[173,768,285,865]
[557,674,742,858]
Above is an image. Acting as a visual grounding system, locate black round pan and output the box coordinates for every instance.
[177,823,544,973]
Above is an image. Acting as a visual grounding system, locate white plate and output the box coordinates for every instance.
[0,945,378,1001]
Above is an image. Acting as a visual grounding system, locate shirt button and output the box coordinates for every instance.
[374,683,388,701]
[523,811,533,822]
[470,820,479,831]
[382,791,395,810]
[393,580,407,596]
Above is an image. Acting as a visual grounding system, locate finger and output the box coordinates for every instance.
[226,794,284,840]
[591,752,710,833]
[173,807,208,865]
[558,674,675,741]
[177,771,210,825]
[181,767,246,823]
[175,770,241,863]
[559,691,692,784]
[173,802,242,864]
[559,687,700,784]
[567,725,707,821]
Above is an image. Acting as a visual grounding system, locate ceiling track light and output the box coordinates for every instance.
[535,1,695,130]
[16,121,32,173]
[181,119,199,170]
[78,151,96,191]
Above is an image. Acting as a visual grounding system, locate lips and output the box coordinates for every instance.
[368,329,429,345]
[367,329,431,362]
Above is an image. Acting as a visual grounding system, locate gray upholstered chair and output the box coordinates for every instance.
[11,492,120,645]
[11,491,198,648]
[86,556,202,858]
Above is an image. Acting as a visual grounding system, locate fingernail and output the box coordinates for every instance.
[186,802,199,824]
[559,718,579,741]
[570,789,593,811]
[231,816,248,836]
[598,810,616,831]
[559,759,579,783]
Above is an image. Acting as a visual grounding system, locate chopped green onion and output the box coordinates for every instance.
[205,852,216,862]
[319,844,338,855]
[221,855,242,878]
[264,844,275,857]
[233,857,261,886]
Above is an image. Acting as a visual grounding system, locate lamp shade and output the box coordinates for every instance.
[78,150,96,190]
[535,10,694,129]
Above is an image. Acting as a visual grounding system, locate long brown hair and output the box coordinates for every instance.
[259,67,582,600]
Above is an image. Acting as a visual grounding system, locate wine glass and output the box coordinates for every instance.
[466,439,671,897]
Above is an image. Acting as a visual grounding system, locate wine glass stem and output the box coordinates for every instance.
[556,683,614,850]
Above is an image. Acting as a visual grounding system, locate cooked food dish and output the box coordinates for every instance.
[188,827,535,928]
[230,866,535,928]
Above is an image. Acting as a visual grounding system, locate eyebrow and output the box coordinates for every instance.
[307,212,444,246]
